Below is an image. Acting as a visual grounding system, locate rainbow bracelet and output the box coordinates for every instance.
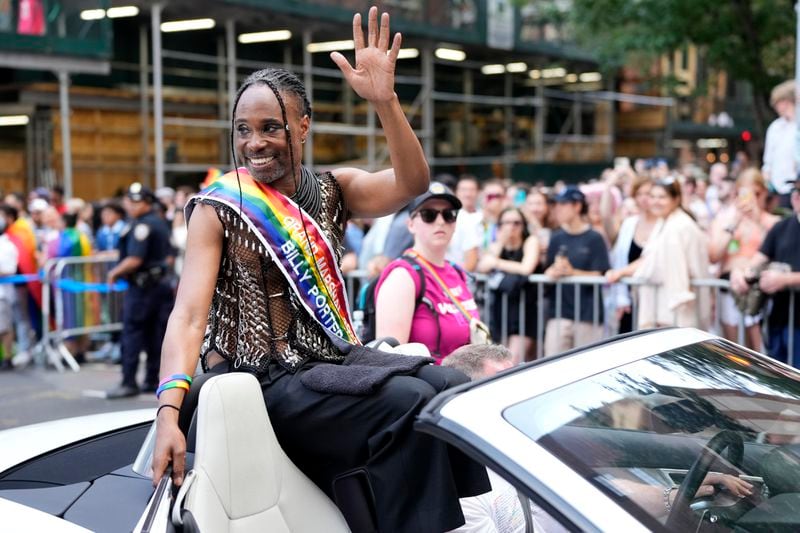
[156,380,191,399]
[158,373,193,388]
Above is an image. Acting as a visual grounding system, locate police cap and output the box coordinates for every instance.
[127,182,155,203]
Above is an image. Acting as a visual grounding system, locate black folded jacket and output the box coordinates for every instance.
[300,345,434,395]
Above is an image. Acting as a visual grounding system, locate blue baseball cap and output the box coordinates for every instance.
[553,186,586,204]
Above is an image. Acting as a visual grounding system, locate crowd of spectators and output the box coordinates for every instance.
[0,184,195,369]
[351,159,800,367]
[2,79,799,372]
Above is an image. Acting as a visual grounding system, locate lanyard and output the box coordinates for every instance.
[405,249,473,322]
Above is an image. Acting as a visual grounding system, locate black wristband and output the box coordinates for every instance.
[156,404,181,419]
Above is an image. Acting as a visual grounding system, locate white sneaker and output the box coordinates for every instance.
[11,350,31,368]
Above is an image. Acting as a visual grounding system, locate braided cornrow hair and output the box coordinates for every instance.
[229,69,338,337]
[230,68,312,209]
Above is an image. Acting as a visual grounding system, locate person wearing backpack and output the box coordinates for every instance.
[374,182,481,363]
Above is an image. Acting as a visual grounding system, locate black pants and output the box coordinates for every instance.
[241,360,491,533]
[120,282,174,387]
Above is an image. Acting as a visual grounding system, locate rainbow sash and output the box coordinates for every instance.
[195,169,360,345]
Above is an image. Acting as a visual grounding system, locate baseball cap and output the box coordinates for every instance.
[127,182,154,202]
[155,186,176,201]
[553,186,586,204]
[28,198,49,212]
[33,187,51,201]
[408,182,462,212]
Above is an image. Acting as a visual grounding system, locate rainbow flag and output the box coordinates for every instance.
[51,228,100,330]
[196,169,359,345]
[6,217,42,308]
[201,167,224,189]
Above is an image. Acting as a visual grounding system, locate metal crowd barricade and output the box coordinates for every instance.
[42,254,124,372]
[478,273,607,359]
[344,268,800,364]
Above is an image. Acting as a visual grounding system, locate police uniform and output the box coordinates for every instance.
[113,184,175,396]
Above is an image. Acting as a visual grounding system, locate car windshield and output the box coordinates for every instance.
[504,339,800,532]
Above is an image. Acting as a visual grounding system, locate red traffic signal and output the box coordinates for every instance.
[741,130,752,142]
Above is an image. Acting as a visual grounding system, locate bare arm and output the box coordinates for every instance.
[606,257,645,283]
[151,203,223,487]
[107,256,143,284]
[476,242,502,273]
[461,247,479,272]
[496,236,539,276]
[600,184,622,245]
[730,251,770,293]
[330,8,429,218]
[375,266,416,343]
[708,214,737,264]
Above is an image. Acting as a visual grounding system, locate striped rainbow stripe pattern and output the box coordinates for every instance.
[201,169,359,344]
[53,228,100,329]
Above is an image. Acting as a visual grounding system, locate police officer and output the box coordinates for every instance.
[106,183,175,399]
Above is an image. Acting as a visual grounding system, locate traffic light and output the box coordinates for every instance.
[741,130,752,142]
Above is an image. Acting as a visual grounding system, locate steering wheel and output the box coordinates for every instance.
[665,430,744,531]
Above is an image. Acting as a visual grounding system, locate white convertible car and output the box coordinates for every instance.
[2,328,800,532]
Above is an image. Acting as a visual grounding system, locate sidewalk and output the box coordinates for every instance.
[0,362,157,430]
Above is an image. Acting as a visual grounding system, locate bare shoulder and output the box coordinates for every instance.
[331,167,366,188]
[186,202,223,243]
[382,262,415,289]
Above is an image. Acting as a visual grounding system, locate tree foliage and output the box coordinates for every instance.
[525,0,796,132]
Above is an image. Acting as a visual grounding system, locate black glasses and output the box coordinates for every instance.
[500,220,524,226]
[415,208,458,224]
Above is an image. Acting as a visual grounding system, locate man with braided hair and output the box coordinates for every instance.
[153,7,489,532]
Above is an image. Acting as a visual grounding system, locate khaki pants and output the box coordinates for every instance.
[544,318,604,357]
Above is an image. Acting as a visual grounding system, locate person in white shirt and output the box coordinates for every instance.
[762,80,797,207]
[448,175,483,270]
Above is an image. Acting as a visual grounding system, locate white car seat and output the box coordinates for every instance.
[174,373,350,532]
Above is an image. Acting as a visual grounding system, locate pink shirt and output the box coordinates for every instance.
[376,258,480,362]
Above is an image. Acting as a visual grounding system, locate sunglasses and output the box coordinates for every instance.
[415,208,458,224]
[500,220,524,226]
[485,193,504,202]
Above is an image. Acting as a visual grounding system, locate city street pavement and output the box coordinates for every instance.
[0,361,157,430]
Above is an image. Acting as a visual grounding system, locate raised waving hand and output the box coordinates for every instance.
[330,6,401,104]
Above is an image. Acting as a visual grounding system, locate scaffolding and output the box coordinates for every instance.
[1,1,674,197]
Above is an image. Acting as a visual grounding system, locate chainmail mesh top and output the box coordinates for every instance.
[188,169,348,374]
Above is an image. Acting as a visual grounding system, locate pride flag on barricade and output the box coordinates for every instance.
[7,217,43,335]
[49,228,101,331]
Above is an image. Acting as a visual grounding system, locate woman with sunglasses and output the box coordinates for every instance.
[608,177,710,329]
[478,207,539,363]
[375,183,481,362]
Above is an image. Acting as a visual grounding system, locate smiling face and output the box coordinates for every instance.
[649,185,680,218]
[456,179,479,212]
[234,84,309,191]
[408,199,457,250]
